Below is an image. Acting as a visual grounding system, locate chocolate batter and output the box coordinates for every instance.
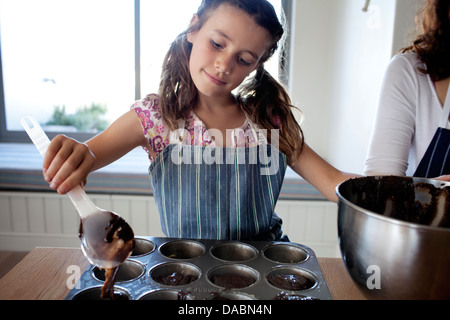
[79,211,135,300]
[273,291,319,300]
[100,267,119,299]
[177,290,191,300]
[210,273,256,289]
[154,272,198,286]
[267,274,314,291]
[207,292,230,300]
[349,176,450,228]
[78,211,135,267]
[78,211,135,268]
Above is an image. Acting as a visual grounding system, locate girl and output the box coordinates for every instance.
[43,0,355,241]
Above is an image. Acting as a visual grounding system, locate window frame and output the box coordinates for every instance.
[0,0,292,143]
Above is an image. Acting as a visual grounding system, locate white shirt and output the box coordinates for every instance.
[364,52,449,177]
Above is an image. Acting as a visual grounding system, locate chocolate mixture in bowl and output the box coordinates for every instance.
[348,176,450,228]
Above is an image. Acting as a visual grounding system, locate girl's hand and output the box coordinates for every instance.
[43,135,96,194]
[434,175,450,182]
[41,110,150,194]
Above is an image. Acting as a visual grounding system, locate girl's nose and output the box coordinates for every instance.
[215,54,233,75]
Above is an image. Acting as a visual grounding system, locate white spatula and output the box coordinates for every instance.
[21,116,135,268]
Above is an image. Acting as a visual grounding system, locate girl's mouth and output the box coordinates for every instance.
[203,70,227,86]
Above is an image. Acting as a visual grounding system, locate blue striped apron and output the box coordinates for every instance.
[414,84,450,178]
[148,120,288,241]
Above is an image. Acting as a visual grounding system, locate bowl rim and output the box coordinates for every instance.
[335,175,450,233]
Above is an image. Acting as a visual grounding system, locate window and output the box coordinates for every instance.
[0,0,287,143]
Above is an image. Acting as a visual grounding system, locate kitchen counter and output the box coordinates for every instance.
[0,247,366,300]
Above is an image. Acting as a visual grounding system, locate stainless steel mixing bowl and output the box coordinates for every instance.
[336,176,450,300]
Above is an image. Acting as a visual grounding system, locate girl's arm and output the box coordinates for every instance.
[43,110,148,194]
[290,143,359,202]
[86,110,150,171]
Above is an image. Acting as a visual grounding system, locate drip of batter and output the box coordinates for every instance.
[100,267,119,299]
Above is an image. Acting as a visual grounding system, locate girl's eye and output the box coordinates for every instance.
[210,39,252,67]
[211,39,223,49]
[238,57,251,66]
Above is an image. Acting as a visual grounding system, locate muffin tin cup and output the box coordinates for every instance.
[150,262,202,287]
[210,242,258,262]
[160,240,206,260]
[207,264,260,289]
[137,289,195,300]
[66,236,332,300]
[265,266,318,291]
[92,259,145,283]
[71,286,130,300]
[131,238,155,257]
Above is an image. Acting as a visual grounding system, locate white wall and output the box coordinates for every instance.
[288,0,341,162]
[288,0,422,174]
[392,0,424,56]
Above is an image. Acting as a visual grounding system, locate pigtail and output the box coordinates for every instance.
[237,65,304,164]
[158,33,197,131]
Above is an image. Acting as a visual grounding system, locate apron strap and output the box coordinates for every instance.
[248,121,268,145]
[441,83,450,128]
[414,82,450,178]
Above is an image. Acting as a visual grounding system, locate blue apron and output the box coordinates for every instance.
[414,84,450,178]
[148,120,288,241]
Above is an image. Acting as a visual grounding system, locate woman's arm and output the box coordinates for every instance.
[290,143,359,202]
[364,54,417,176]
[43,110,148,194]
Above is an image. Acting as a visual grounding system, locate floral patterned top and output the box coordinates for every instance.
[131,94,262,162]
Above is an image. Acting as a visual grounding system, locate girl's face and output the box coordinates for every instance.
[187,3,272,100]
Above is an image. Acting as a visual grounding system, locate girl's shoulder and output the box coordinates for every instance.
[131,94,170,159]
[131,93,161,114]
[131,94,165,132]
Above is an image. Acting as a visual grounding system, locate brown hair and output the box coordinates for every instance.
[158,0,304,163]
[401,0,450,81]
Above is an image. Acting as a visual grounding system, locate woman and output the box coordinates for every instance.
[365,0,450,180]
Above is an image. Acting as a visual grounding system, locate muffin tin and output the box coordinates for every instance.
[65,236,332,300]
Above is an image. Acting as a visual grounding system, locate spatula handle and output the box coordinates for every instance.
[21,116,50,157]
[21,116,97,218]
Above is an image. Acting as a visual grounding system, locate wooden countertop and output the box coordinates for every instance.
[0,247,366,300]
